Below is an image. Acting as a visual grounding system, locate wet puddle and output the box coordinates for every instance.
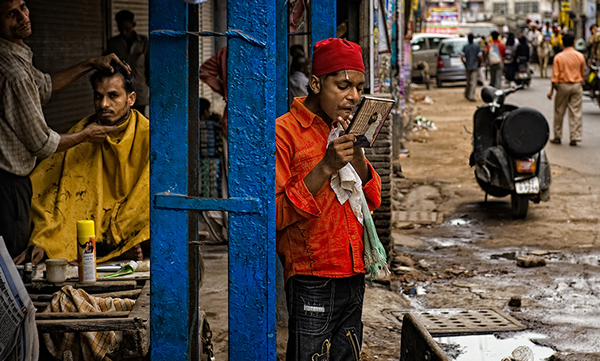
[424,217,489,248]
[436,332,555,360]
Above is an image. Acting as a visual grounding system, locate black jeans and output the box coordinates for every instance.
[0,168,32,258]
[285,274,365,361]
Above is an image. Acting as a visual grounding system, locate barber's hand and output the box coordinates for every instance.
[322,134,357,174]
[89,54,131,74]
[12,249,27,265]
[84,123,118,143]
[12,245,45,266]
[29,246,45,266]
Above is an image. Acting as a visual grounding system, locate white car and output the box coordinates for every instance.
[411,33,457,79]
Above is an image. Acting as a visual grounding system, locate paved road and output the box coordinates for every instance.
[503,67,600,175]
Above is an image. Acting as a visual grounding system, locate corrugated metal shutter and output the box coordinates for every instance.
[110,0,149,37]
[25,1,104,134]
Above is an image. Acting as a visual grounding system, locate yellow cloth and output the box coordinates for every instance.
[29,110,149,263]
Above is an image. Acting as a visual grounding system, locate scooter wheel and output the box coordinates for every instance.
[511,193,529,219]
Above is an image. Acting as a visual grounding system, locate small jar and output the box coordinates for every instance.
[45,259,67,283]
[23,262,33,283]
[15,265,24,280]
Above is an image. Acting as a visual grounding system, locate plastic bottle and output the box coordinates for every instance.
[77,220,97,283]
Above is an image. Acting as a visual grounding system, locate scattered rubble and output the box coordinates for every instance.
[516,256,547,268]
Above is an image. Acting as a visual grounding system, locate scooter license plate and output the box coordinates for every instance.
[515,177,540,194]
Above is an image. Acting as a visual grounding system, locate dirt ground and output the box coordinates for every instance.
[200,83,600,360]
[359,84,600,360]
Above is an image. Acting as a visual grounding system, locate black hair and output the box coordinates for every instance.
[468,33,474,43]
[563,33,575,47]
[115,10,134,24]
[291,55,307,72]
[199,97,211,113]
[591,24,598,31]
[290,44,305,56]
[506,32,515,46]
[491,31,499,40]
[89,60,136,94]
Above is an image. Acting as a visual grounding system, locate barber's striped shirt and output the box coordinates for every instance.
[0,37,59,176]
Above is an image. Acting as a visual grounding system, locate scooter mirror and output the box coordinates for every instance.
[481,87,497,103]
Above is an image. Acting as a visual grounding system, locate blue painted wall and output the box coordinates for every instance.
[147,0,340,358]
[311,1,337,48]
[227,0,277,358]
[149,0,191,359]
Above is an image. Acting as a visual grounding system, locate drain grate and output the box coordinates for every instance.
[392,211,442,224]
[385,308,526,336]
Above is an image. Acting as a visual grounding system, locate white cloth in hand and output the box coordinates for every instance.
[327,124,363,225]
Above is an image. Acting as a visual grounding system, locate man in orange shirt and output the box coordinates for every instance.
[276,38,382,360]
[547,33,585,146]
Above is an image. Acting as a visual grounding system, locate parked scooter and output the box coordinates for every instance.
[514,56,531,87]
[469,85,551,218]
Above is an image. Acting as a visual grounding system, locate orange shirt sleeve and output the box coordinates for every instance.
[551,55,560,83]
[362,162,382,212]
[275,138,321,232]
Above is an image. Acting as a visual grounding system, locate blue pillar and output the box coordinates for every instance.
[276,0,289,117]
[228,0,277,359]
[149,0,191,359]
[311,1,337,48]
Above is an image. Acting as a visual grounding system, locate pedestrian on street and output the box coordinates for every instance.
[551,27,564,55]
[461,33,483,102]
[105,10,149,116]
[586,24,597,63]
[547,34,585,146]
[504,33,518,85]
[487,31,506,89]
[276,38,382,361]
[0,0,130,261]
[537,34,552,78]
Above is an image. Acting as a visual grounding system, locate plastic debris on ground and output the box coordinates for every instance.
[399,149,412,159]
[413,116,438,132]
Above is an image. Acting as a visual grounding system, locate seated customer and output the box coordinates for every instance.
[23,61,149,264]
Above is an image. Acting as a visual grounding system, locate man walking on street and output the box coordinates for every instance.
[547,34,585,146]
[537,34,551,78]
[461,33,483,101]
[487,31,506,89]
[0,0,129,261]
[276,38,382,360]
[105,10,149,115]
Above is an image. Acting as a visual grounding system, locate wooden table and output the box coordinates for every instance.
[28,277,150,359]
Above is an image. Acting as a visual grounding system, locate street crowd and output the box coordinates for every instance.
[460,19,598,146]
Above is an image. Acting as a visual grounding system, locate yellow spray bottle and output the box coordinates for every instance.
[77,220,97,283]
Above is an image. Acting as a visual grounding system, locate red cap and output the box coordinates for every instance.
[311,38,365,76]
